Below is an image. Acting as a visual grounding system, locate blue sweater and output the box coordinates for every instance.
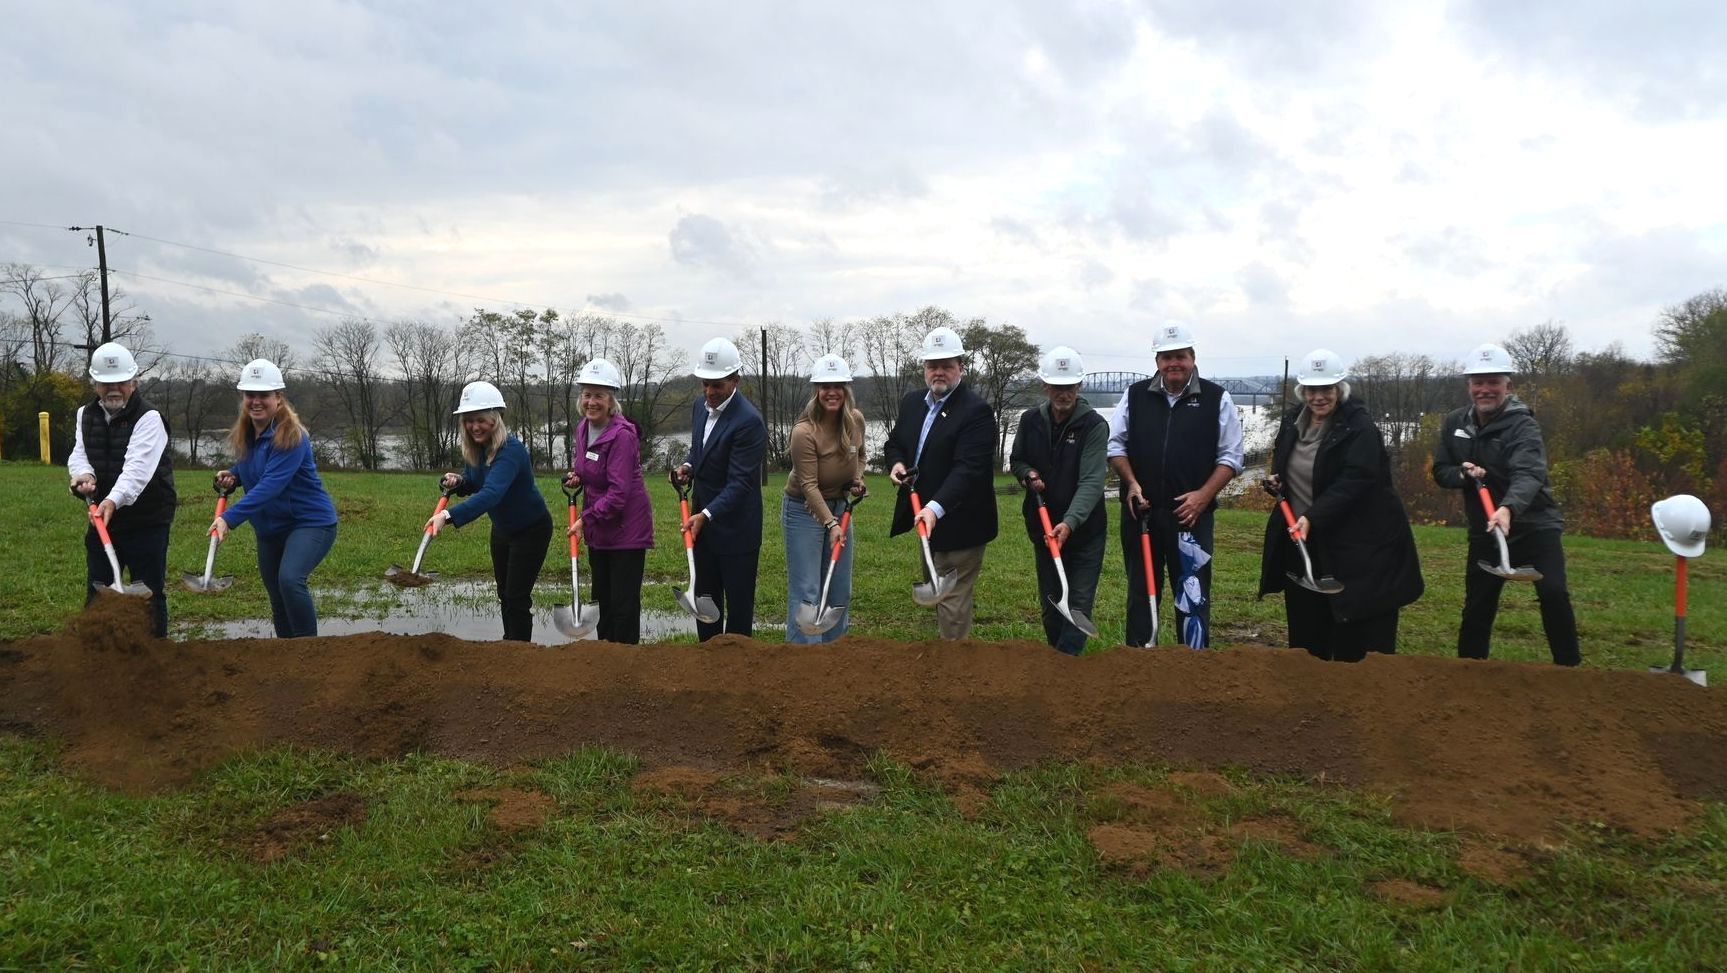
[223,423,339,537]
[447,436,550,533]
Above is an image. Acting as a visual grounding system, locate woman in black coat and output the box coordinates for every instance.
[1258,349,1423,661]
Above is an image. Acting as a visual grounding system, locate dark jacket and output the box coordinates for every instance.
[1258,398,1424,622]
[883,380,999,551]
[683,392,766,555]
[1009,397,1108,546]
[1120,375,1226,513]
[1431,395,1563,537]
[77,395,177,531]
[448,435,551,534]
[222,422,339,536]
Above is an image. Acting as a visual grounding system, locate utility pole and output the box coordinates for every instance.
[759,325,769,486]
[67,224,116,354]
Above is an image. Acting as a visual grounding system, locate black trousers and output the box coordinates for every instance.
[490,515,552,642]
[693,540,760,641]
[1120,506,1213,648]
[1283,583,1399,662]
[84,524,170,638]
[1458,528,1580,665]
[589,548,646,644]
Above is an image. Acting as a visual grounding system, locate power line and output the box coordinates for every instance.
[0,219,75,231]
[107,269,365,320]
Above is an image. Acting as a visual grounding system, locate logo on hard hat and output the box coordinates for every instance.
[105,356,118,368]
[1160,327,1177,340]
[1311,358,1325,370]
[1055,358,1069,369]
[704,352,717,364]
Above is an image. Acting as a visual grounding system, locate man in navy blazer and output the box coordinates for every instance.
[885,326,999,638]
[676,337,767,640]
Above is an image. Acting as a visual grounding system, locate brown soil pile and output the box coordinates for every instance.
[4,593,1726,841]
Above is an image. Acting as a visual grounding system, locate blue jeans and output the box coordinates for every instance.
[256,524,337,638]
[782,495,854,643]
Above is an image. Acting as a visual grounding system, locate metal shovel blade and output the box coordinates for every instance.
[552,604,599,639]
[1048,595,1100,638]
[1479,528,1542,581]
[912,572,956,607]
[181,570,235,593]
[96,579,154,597]
[796,600,844,636]
[1286,571,1345,595]
[675,587,721,624]
[1649,664,1707,687]
[383,564,437,588]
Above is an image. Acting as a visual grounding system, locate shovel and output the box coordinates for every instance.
[80,495,151,597]
[669,470,720,623]
[796,491,865,636]
[385,484,456,588]
[903,469,956,606]
[1275,491,1344,595]
[1649,554,1706,686]
[1135,502,1159,647]
[551,481,599,639]
[1028,483,1097,638]
[182,479,237,593]
[1473,480,1542,581]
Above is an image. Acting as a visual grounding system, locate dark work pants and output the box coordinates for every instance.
[84,524,170,638]
[490,515,552,642]
[693,540,760,641]
[589,548,646,644]
[1458,528,1580,666]
[1033,528,1105,655]
[1121,506,1213,648]
[1283,583,1399,662]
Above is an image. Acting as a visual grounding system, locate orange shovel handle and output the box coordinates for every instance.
[1475,483,1499,521]
[86,503,115,546]
[209,495,229,536]
[828,509,852,562]
[909,489,932,539]
[1277,498,1305,540]
[426,495,451,535]
[1140,530,1157,598]
[1035,502,1062,558]
[567,499,581,558]
[679,498,696,550]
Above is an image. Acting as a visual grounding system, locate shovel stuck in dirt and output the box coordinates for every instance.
[79,495,151,597]
[1027,482,1097,639]
[385,485,456,588]
[903,470,956,607]
[182,480,237,593]
[551,481,599,639]
[669,470,720,623]
[795,491,865,636]
[1649,494,1709,687]
[1275,491,1344,595]
[1135,504,1159,647]
[1472,481,1542,582]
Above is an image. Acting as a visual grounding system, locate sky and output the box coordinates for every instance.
[3,0,1724,379]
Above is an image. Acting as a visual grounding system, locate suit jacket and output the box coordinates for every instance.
[883,381,999,551]
[684,392,766,555]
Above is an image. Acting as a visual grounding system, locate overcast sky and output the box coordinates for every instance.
[3,0,1723,378]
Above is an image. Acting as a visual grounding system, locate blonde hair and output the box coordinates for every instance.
[796,384,863,456]
[459,408,510,466]
[228,392,306,456]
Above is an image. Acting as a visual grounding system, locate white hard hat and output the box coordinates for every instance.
[1652,494,1711,558]
[1296,349,1348,386]
[88,342,138,383]
[1038,346,1085,386]
[920,326,966,361]
[810,353,853,383]
[1150,323,1196,354]
[692,337,742,380]
[453,380,507,414]
[577,357,622,389]
[1463,343,1515,376]
[235,358,286,392]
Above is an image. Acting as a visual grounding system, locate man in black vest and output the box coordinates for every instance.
[67,341,177,637]
[1010,346,1108,654]
[1108,323,1245,648]
[885,326,999,639]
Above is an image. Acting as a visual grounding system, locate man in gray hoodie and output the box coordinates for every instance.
[1431,343,1580,666]
[1010,346,1108,654]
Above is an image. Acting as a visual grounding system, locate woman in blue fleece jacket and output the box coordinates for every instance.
[429,381,553,641]
[213,359,339,638]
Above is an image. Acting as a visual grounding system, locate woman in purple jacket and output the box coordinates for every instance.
[562,358,654,643]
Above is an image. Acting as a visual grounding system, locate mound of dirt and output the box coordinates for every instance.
[3,596,1726,841]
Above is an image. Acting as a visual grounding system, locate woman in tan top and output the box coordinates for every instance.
[782,353,868,642]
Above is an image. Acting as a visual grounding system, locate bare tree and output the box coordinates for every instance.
[610,322,688,466]
[1,263,75,375]
[961,319,1039,468]
[1349,352,1450,450]
[736,323,808,466]
[386,318,467,469]
[805,317,856,359]
[224,332,298,372]
[67,272,158,372]
[856,312,926,432]
[1504,320,1574,410]
[151,356,226,464]
[314,318,390,469]
[1654,288,1727,365]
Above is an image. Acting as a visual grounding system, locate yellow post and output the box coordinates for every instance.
[39,412,51,464]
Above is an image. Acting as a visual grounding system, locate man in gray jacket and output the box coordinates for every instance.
[1431,343,1579,666]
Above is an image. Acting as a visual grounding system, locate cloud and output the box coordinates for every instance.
[668,214,759,281]
[586,292,631,311]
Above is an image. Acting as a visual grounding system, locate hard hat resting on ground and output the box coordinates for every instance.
[1038,346,1085,385]
[1463,343,1515,375]
[235,359,286,391]
[453,381,507,414]
[1296,349,1348,386]
[1150,323,1195,354]
[1652,495,1712,558]
[810,353,853,383]
[578,358,623,389]
[920,326,965,361]
[692,338,742,379]
[88,342,138,383]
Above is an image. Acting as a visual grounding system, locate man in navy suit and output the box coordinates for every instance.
[676,337,767,640]
[885,326,999,639]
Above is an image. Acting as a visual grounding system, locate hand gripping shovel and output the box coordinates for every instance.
[904,469,957,606]
[1028,484,1097,638]
[182,479,237,592]
[669,470,720,623]
[385,485,456,588]
[1473,480,1542,582]
[1275,490,1344,594]
[796,492,865,636]
[80,495,151,597]
[1136,503,1159,647]
[1650,554,1706,686]
[551,482,600,639]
